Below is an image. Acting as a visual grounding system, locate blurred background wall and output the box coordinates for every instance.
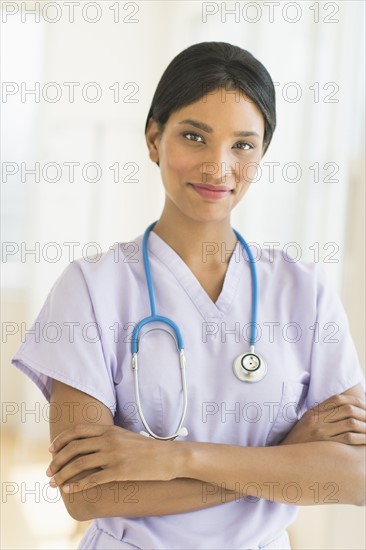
[1,1,365,548]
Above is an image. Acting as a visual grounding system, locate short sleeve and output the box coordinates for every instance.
[11,261,117,416]
[305,263,365,409]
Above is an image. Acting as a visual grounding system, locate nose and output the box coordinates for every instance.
[199,144,240,185]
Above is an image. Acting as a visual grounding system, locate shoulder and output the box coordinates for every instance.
[255,246,339,317]
[257,246,324,287]
[47,236,144,304]
[60,235,144,280]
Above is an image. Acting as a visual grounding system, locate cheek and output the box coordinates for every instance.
[242,163,259,181]
[164,142,194,177]
[240,151,262,182]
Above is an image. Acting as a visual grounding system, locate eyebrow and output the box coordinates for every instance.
[178,118,261,138]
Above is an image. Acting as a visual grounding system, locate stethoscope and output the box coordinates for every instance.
[131,221,267,441]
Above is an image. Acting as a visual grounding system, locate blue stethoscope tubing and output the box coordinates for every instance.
[131,221,267,440]
[131,221,185,353]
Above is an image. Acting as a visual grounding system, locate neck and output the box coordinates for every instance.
[151,209,238,267]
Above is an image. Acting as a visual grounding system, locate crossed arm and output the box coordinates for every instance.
[47,379,366,521]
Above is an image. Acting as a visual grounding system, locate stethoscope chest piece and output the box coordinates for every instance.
[233,351,268,382]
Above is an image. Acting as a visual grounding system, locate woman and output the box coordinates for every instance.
[11,42,365,549]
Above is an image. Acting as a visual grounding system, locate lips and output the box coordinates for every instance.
[188,183,233,201]
[189,183,232,192]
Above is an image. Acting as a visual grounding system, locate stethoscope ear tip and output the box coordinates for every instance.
[178,427,188,438]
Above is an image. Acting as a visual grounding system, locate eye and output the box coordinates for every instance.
[181,132,254,150]
[235,142,254,151]
[182,131,204,143]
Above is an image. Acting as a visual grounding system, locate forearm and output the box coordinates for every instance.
[62,471,239,521]
[179,441,366,506]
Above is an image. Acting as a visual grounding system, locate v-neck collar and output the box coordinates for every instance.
[146,230,246,321]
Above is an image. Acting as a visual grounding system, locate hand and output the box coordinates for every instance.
[46,424,178,493]
[280,393,366,446]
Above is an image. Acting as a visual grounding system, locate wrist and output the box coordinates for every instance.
[170,441,198,479]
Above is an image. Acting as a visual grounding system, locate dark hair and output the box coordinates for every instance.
[145,41,276,166]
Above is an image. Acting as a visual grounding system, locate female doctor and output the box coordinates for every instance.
[12,42,366,549]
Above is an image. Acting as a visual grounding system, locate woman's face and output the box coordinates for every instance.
[146,87,266,223]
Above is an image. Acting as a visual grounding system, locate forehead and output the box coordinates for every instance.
[169,88,265,133]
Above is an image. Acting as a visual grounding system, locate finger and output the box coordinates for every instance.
[319,403,366,424]
[49,424,108,453]
[47,436,102,476]
[50,453,107,487]
[328,418,366,436]
[317,394,366,414]
[329,432,366,445]
[61,471,120,494]
[309,419,365,441]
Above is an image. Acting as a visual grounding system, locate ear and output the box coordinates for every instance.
[145,117,161,165]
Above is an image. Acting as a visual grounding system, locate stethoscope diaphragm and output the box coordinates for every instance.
[233,351,268,382]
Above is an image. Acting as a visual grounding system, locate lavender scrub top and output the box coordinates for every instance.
[11,228,366,550]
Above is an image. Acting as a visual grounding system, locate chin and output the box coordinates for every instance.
[186,210,231,224]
